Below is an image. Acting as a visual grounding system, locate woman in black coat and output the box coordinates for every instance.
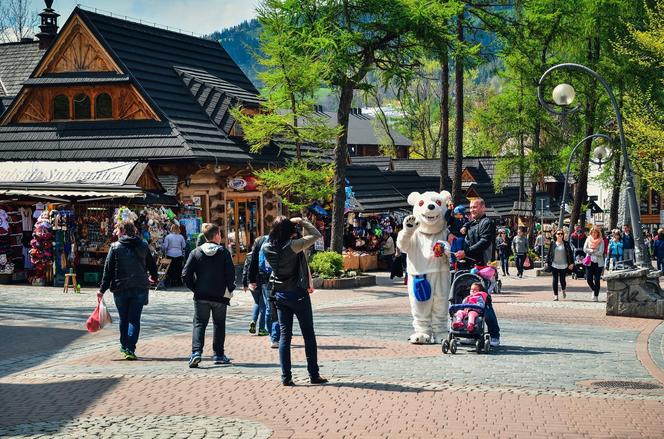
[545,230,574,301]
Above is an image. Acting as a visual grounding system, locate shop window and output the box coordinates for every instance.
[73,93,91,119]
[652,190,660,215]
[95,93,113,119]
[53,94,69,120]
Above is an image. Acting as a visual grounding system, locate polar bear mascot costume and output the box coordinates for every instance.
[397,191,452,344]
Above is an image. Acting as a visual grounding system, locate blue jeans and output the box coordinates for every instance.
[275,291,319,381]
[499,253,509,275]
[250,287,266,332]
[514,254,525,276]
[484,304,500,340]
[657,257,664,273]
[113,289,148,353]
[261,283,280,342]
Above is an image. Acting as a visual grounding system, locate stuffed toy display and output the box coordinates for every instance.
[29,211,53,283]
[397,191,452,344]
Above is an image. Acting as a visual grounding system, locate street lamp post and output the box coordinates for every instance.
[557,133,612,230]
[537,63,648,268]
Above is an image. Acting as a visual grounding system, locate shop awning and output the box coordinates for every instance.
[0,187,145,198]
[0,161,163,200]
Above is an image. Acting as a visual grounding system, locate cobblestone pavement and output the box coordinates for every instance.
[1,272,663,438]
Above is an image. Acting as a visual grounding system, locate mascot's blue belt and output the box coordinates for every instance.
[412,274,432,302]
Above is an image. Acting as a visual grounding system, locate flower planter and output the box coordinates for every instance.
[312,274,376,289]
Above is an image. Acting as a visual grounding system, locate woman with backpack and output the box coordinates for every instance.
[255,216,328,386]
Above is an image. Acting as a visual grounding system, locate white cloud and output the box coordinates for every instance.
[30,0,257,35]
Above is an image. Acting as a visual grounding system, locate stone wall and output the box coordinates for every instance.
[605,268,664,319]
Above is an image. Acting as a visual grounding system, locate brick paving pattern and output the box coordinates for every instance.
[1,272,663,438]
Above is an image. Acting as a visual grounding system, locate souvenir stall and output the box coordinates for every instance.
[0,204,34,284]
[342,213,401,272]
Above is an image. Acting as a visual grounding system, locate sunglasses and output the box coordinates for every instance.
[556,232,564,235]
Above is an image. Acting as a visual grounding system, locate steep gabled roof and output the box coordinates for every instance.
[0,41,46,98]
[346,165,410,212]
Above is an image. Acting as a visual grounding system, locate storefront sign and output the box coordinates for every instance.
[227,177,247,190]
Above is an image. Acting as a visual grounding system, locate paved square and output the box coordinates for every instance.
[1,272,663,438]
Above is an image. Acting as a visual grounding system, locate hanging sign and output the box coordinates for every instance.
[227,177,247,190]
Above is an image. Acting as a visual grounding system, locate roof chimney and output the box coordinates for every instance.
[36,0,59,50]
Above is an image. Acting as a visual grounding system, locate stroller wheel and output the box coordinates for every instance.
[495,280,502,294]
[476,340,483,354]
[572,272,577,280]
[484,334,491,353]
[442,340,450,354]
[450,339,458,354]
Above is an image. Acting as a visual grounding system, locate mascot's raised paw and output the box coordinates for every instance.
[409,333,432,344]
[403,215,419,230]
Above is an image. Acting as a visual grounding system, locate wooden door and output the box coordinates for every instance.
[226,197,260,265]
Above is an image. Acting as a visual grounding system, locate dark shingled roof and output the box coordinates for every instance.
[382,170,446,197]
[349,155,393,171]
[346,165,410,212]
[0,41,45,97]
[24,72,131,86]
[392,157,534,189]
[316,110,412,147]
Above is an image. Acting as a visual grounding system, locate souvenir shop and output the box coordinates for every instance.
[342,212,406,271]
[0,161,190,286]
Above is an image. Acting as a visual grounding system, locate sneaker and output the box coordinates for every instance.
[553,296,559,301]
[188,352,202,368]
[490,338,500,347]
[120,346,129,355]
[123,350,137,360]
[466,323,475,332]
[249,321,256,334]
[213,354,231,365]
[310,375,329,384]
[451,320,464,330]
[270,341,279,349]
[282,378,296,386]
[592,296,599,302]
[257,329,269,336]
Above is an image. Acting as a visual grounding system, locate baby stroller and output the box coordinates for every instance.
[571,249,586,280]
[442,265,492,355]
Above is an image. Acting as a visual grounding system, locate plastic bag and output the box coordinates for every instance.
[86,296,112,333]
[523,256,533,270]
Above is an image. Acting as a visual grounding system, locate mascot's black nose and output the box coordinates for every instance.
[427,204,435,210]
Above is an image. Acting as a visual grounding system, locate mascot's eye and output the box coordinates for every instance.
[435,200,442,206]
[418,200,424,207]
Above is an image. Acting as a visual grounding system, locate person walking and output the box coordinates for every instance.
[248,234,280,346]
[454,198,501,347]
[546,230,574,301]
[242,249,267,337]
[607,229,624,270]
[162,223,186,287]
[380,233,396,271]
[583,226,605,302]
[622,224,635,267]
[182,224,236,368]
[511,227,529,279]
[495,230,510,276]
[257,216,327,386]
[653,229,664,273]
[98,222,158,360]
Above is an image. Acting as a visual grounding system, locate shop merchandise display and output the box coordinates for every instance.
[78,207,112,269]
[342,214,399,271]
[51,209,76,286]
[29,211,54,285]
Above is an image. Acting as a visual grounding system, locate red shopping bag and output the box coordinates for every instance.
[523,256,533,270]
[86,296,112,333]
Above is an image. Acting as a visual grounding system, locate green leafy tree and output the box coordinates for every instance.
[231,1,338,214]
[616,0,664,193]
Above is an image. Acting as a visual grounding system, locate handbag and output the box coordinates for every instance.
[523,256,533,270]
[582,254,592,266]
[543,263,552,273]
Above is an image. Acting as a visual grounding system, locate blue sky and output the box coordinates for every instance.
[30,0,258,35]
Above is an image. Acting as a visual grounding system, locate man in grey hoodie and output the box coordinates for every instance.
[182,224,236,368]
[511,227,529,278]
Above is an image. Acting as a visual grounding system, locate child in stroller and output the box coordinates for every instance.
[443,271,492,354]
[451,282,487,332]
[571,249,586,279]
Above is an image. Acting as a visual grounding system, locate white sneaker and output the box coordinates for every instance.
[490,338,500,347]
[592,296,599,302]
[270,341,279,348]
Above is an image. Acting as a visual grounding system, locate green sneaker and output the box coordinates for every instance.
[124,350,137,361]
[120,347,129,355]
[257,329,269,336]
[249,321,256,334]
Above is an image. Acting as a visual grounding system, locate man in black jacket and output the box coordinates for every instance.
[182,224,236,368]
[454,198,501,347]
[99,222,158,360]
